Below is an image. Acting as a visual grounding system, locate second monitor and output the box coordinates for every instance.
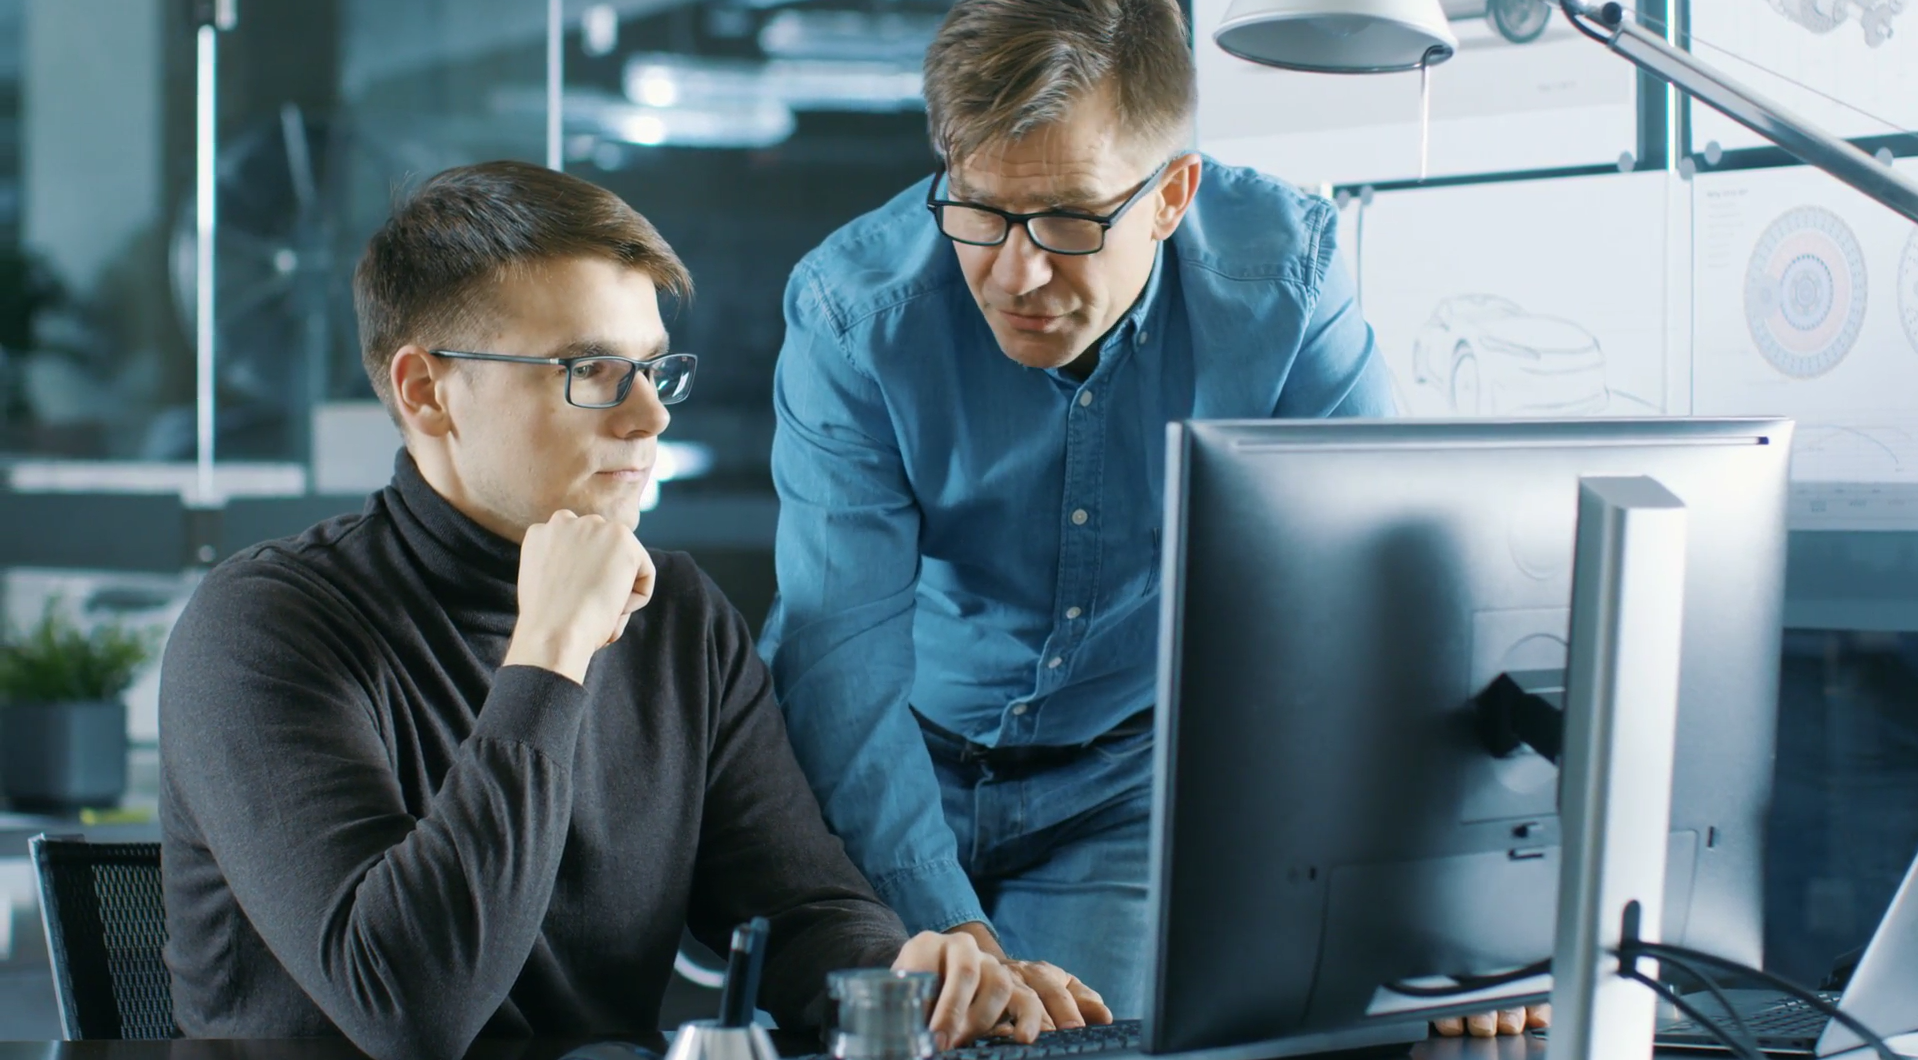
[1146,418,1792,1054]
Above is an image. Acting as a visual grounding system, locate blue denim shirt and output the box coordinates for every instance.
[759,157,1395,934]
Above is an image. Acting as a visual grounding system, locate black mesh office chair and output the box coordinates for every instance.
[28,834,177,1040]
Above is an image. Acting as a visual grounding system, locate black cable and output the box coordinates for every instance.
[1382,959,1552,999]
[1640,950,1761,1060]
[1624,941,1901,1060]
[1622,969,1765,1060]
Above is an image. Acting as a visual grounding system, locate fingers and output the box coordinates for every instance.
[1005,981,1046,1044]
[1010,962,1088,1031]
[898,936,1120,1048]
[1433,1007,1539,1039]
[1068,978,1112,1026]
[962,960,1016,1045]
[918,932,983,1049]
[896,931,1037,1048]
[630,547,657,609]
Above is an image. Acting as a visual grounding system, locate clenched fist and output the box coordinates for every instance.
[502,509,656,683]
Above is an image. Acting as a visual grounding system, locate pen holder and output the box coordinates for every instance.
[664,1020,781,1060]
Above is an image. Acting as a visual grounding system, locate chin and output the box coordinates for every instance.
[606,494,646,530]
[577,480,648,528]
[995,330,1084,372]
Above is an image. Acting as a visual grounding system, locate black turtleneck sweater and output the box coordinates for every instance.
[158,454,908,1060]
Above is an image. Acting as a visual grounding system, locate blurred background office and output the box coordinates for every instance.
[0,0,1915,1042]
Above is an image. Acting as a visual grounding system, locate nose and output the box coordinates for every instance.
[989,222,1053,299]
[610,373,671,439]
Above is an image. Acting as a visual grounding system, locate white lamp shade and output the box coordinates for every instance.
[1213,0,1460,73]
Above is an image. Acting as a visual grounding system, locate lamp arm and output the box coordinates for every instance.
[1572,3,1918,224]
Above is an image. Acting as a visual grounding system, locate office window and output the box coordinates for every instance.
[202,1,550,468]
[559,1,941,495]
[1,0,191,461]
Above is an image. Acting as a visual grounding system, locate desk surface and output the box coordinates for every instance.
[0,1036,1715,1060]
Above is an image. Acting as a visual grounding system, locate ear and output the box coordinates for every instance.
[390,344,456,439]
[1151,153,1203,241]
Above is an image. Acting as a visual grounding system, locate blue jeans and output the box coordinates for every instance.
[922,719,1154,1020]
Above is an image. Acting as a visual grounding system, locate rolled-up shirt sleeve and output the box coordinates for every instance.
[1277,242,1398,419]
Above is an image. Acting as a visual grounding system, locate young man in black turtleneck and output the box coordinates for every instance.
[157,161,1069,1060]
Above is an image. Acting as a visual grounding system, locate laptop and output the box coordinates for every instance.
[1653,844,1918,1056]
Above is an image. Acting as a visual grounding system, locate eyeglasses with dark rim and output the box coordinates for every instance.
[427,349,698,409]
[924,159,1173,256]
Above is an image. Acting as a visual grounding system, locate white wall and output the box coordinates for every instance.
[1194,2,1918,530]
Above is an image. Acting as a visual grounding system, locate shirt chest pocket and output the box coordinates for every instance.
[1114,525,1161,607]
[1145,526,1163,599]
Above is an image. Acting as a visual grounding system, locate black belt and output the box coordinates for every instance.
[915,706,1155,771]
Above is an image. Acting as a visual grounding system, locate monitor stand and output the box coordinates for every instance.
[1548,476,1689,1060]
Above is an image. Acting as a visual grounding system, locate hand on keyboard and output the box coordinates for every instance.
[942,923,1112,1034]
[894,930,1047,1047]
[1003,960,1113,1032]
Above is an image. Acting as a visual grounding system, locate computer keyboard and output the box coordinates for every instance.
[945,1020,1145,1060]
[792,1020,1145,1060]
[1664,992,1838,1040]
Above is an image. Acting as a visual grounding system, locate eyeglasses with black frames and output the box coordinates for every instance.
[428,350,697,410]
[924,159,1173,256]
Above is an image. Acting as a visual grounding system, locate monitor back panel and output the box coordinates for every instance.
[1147,418,1791,1053]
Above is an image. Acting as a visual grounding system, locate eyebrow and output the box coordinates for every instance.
[549,335,671,361]
[947,174,1116,213]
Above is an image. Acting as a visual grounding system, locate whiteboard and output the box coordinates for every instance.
[1687,0,1918,155]
[1194,0,1643,188]
[1691,161,1918,527]
[1344,170,1685,420]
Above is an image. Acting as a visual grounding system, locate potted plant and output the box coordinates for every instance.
[0,601,159,813]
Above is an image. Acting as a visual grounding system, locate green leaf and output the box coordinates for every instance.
[0,598,162,704]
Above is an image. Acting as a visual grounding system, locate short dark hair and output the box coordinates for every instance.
[922,0,1196,170]
[353,160,691,411]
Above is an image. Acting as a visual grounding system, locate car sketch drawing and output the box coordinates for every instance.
[1411,295,1611,415]
[1765,0,1904,46]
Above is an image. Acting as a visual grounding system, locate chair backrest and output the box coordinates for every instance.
[28,834,176,1040]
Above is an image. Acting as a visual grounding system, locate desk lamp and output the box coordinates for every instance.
[1211,0,1918,223]
[1209,2,1917,1057]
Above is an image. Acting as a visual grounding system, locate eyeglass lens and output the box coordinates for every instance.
[566,354,697,408]
[937,206,1106,254]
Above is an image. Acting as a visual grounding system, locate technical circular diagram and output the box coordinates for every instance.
[1744,206,1868,378]
[1901,229,1918,355]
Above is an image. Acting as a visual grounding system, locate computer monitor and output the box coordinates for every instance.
[1145,418,1792,1055]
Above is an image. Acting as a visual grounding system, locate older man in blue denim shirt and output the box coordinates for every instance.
[759,0,1550,1042]
[757,0,1401,1032]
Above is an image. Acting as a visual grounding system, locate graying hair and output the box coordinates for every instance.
[922,0,1196,169]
